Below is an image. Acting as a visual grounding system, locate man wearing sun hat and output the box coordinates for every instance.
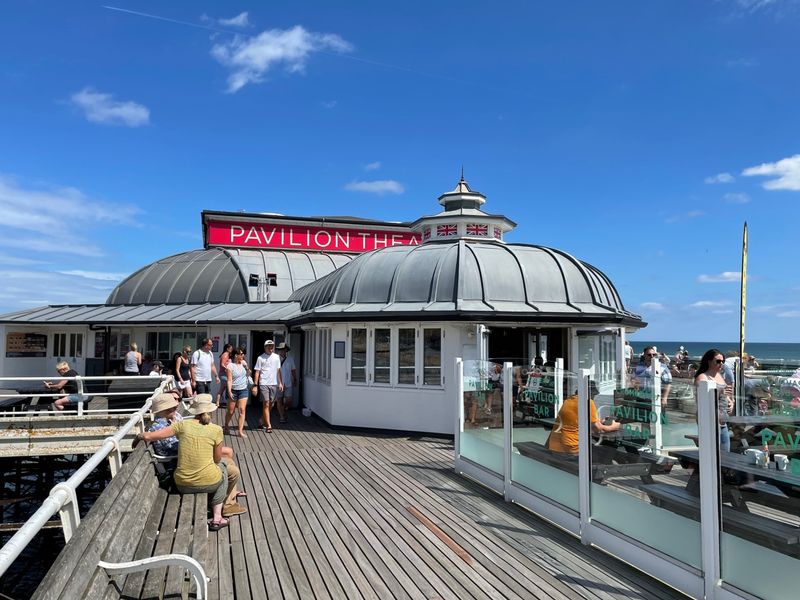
[253,340,283,432]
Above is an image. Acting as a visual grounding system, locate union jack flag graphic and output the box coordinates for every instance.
[423,227,431,240]
[493,227,503,239]
[466,223,488,236]
[437,224,457,236]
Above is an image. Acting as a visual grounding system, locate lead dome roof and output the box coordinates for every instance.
[107,248,354,305]
[288,240,643,324]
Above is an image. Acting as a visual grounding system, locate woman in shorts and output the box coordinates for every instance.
[225,348,252,437]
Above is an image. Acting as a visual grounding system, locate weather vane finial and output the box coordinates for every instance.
[460,164,465,181]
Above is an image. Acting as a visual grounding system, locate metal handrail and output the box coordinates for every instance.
[0,377,170,578]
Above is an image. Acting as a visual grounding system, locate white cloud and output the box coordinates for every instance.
[0,269,118,308]
[58,270,128,281]
[723,192,751,204]
[726,58,759,67]
[219,12,250,28]
[697,272,742,283]
[211,25,353,92]
[665,210,704,224]
[689,300,732,309]
[778,310,800,317]
[705,172,735,184]
[640,302,665,311]
[712,309,735,314]
[364,161,381,171]
[742,154,800,191]
[0,175,141,258]
[70,88,150,127]
[321,100,337,109]
[344,180,405,195]
[0,253,48,266]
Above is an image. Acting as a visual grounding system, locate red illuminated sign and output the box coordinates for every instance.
[206,220,420,253]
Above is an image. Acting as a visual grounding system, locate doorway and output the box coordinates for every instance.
[249,330,274,366]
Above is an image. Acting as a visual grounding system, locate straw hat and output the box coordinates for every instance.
[151,393,179,414]
[187,394,217,415]
[276,342,290,351]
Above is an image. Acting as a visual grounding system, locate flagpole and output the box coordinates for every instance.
[737,222,748,408]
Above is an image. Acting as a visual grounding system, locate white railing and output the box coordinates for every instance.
[0,376,170,579]
[0,374,171,416]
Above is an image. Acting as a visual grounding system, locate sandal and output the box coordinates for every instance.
[266,427,273,433]
[236,491,248,498]
[208,518,229,531]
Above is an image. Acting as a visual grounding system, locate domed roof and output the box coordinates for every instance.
[288,240,642,324]
[107,248,354,305]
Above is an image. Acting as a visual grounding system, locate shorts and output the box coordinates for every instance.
[230,388,249,402]
[195,381,211,394]
[259,385,278,404]
[277,386,293,400]
[65,394,88,407]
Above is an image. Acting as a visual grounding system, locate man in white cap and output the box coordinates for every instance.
[276,342,297,424]
[253,340,283,432]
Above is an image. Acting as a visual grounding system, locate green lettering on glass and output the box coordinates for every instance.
[760,430,800,450]
[791,458,800,475]
[613,405,668,425]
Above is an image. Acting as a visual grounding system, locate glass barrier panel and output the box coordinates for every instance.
[459,359,505,475]
[719,371,800,599]
[589,375,702,569]
[510,361,579,511]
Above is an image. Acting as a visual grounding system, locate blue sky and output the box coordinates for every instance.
[0,1,798,342]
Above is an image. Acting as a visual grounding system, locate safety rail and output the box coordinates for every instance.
[0,376,171,579]
[0,374,171,416]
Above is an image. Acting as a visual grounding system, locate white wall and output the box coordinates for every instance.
[0,325,88,378]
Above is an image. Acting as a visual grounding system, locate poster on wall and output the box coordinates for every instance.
[6,332,48,357]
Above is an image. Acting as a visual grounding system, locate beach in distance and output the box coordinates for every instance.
[631,341,800,365]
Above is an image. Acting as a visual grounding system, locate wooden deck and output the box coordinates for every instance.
[204,408,687,600]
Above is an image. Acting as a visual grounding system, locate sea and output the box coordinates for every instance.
[631,340,800,367]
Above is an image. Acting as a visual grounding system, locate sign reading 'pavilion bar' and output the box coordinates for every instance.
[205,217,420,253]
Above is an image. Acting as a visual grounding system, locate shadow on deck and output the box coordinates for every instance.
[204,406,686,600]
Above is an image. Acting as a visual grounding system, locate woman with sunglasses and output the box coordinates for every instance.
[694,348,734,451]
[175,346,193,398]
[225,348,252,437]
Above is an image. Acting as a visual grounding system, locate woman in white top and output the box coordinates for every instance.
[694,348,734,452]
[225,348,252,438]
[124,342,142,375]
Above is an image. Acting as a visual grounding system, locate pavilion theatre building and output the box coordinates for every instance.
[0,177,644,434]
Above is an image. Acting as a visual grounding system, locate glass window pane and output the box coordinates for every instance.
[94,331,106,358]
[397,328,416,385]
[75,334,83,358]
[374,328,391,384]
[423,328,441,386]
[351,328,367,383]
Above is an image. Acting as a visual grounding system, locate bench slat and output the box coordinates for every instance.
[164,495,197,597]
[140,493,181,599]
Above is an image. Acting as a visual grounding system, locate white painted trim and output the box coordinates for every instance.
[99,555,208,600]
[506,483,580,535]
[503,362,513,502]
[577,369,591,543]
[454,456,504,494]
[698,378,721,599]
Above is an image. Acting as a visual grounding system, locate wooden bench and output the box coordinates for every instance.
[32,445,209,600]
[641,483,800,556]
[514,441,651,484]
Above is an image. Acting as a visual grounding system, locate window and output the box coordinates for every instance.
[373,328,391,384]
[397,328,416,385]
[350,328,367,383]
[53,333,84,358]
[318,328,331,381]
[423,328,442,386]
[226,333,248,354]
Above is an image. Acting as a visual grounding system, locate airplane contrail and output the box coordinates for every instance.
[101,5,511,93]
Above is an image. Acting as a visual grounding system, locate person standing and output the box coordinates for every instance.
[253,340,283,432]
[175,346,193,397]
[124,342,142,375]
[633,346,672,409]
[694,349,734,452]
[191,338,220,395]
[225,348,252,438]
[624,341,633,374]
[276,342,297,424]
[216,343,233,408]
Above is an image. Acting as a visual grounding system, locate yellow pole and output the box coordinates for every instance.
[738,222,748,401]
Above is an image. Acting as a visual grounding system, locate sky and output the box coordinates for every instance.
[0,0,798,343]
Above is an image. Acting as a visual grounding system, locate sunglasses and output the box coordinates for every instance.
[645,353,657,357]
[714,359,725,364]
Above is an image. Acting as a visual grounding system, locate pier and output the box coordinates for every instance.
[26,410,684,599]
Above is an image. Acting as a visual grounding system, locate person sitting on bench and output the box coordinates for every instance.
[548,387,620,457]
[136,395,246,530]
[44,361,88,411]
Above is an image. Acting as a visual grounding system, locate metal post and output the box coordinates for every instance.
[76,375,85,417]
[503,362,513,501]
[454,358,463,463]
[697,379,721,598]
[650,359,663,450]
[105,437,122,478]
[577,369,591,543]
[554,358,564,414]
[51,483,80,542]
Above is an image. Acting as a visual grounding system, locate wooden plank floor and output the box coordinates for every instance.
[204,407,687,600]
